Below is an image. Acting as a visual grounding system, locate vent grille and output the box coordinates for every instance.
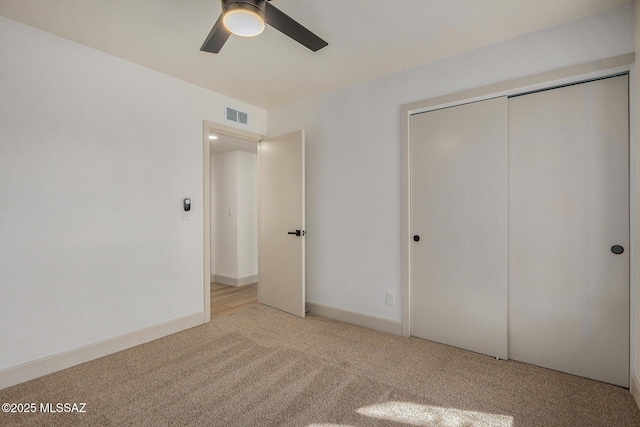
[226,107,249,125]
[226,107,238,122]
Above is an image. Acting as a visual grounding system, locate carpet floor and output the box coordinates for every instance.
[1,305,639,426]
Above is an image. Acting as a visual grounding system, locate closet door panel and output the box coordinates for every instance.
[508,75,629,387]
[410,97,508,359]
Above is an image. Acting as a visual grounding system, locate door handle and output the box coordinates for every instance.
[288,230,305,236]
[611,245,624,255]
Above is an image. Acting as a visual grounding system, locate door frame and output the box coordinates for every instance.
[202,120,264,322]
[401,54,635,364]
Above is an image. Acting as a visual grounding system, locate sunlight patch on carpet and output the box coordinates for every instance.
[356,401,513,426]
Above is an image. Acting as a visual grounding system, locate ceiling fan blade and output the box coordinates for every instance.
[200,13,231,53]
[264,2,328,52]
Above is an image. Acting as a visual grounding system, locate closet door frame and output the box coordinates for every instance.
[400,54,634,352]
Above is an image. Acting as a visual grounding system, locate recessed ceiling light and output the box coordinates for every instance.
[209,134,219,140]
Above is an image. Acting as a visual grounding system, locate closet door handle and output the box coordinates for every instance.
[288,230,305,236]
[611,245,624,255]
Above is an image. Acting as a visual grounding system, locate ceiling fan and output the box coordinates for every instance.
[201,0,328,54]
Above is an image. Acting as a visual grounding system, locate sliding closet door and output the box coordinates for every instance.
[508,75,629,387]
[410,97,508,359]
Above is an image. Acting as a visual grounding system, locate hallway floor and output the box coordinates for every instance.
[210,282,258,319]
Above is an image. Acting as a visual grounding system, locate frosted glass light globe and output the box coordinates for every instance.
[223,9,265,37]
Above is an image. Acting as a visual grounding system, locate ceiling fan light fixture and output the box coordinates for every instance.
[201,0,328,54]
[223,4,265,37]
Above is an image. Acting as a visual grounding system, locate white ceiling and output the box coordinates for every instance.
[0,0,632,109]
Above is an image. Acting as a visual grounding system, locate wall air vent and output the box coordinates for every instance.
[226,107,249,126]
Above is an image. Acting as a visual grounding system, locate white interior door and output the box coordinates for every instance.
[508,75,629,387]
[258,130,305,317]
[410,97,508,359]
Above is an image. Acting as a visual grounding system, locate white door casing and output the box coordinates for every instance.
[258,130,306,317]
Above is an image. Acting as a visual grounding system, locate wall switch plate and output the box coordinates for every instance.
[385,291,395,306]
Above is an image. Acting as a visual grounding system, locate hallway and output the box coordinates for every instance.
[210,283,258,319]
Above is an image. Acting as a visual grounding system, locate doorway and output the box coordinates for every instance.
[210,132,260,317]
[202,122,307,320]
[202,121,264,321]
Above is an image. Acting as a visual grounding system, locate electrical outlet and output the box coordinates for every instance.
[385,291,395,306]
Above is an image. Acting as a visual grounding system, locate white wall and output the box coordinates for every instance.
[236,151,258,279]
[210,149,216,276]
[212,151,257,282]
[268,5,634,322]
[0,16,266,373]
[213,152,239,279]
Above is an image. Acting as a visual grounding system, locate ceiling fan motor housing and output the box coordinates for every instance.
[222,0,266,17]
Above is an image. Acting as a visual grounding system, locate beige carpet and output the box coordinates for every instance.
[1,305,639,426]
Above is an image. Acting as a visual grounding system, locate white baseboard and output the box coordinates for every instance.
[0,312,204,390]
[631,375,640,410]
[306,302,402,335]
[214,274,258,287]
